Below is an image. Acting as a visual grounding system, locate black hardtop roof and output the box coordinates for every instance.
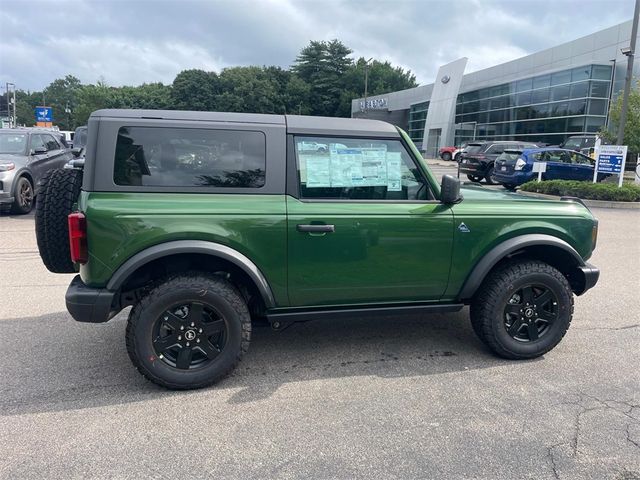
[90,109,398,138]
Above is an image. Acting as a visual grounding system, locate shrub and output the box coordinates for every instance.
[519,180,640,202]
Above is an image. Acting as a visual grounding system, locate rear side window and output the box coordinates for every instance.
[465,144,484,154]
[113,126,266,188]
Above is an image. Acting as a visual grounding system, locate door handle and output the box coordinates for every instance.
[296,224,335,233]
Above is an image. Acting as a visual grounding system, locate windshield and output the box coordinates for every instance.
[0,133,27,154]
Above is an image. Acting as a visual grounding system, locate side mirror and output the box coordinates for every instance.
[31,147,47,155]
[71,147,83,157]
[441,175,463,204]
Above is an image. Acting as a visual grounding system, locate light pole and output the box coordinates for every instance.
[363,57,373,118]
[617,0,640,145]
[6,83,15,128]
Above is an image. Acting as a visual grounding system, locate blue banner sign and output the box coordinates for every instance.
[597,154,623,173]
[35,106,53,122]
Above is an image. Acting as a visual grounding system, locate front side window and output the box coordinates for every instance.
[30,135,47,153]
[113,127,266,188]
[295,136,430,200]
[42,134,60,151]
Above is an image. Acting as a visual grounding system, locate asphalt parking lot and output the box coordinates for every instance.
[1,206,639,480]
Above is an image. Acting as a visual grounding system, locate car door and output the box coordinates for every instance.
[286,135,454,307]
[41,133,70,170]
[27,134,50,181]
[571,151,596,181]
[539,150,565,180]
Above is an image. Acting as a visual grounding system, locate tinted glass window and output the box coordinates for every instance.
[588,99,607,115]
[590,81,609,98]
[533,75,551,89]
[465,144,485,154]
[570,82,589,98]
[295,136,430,201]
[550,70,571,86]
[30,135,47,152]
[591,65,612,80]
[42,134,59,151]
[113,127,266,188]
[571,66,591,82]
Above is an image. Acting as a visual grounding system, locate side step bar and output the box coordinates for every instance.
[266,303,464,330]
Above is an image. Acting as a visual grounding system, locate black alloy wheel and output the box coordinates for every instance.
[503,284,558,342]
[442,152,452,161]
[12,177,34,214]
[152,301,227,370]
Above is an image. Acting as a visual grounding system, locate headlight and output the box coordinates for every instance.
[0,162,16,172]
[514,158,526,171]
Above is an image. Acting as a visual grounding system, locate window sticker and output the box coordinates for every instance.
[304,155,331,187]
[386,152,402,191]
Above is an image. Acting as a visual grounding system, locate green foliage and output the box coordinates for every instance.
[519,180,640,202]
[2,38,417,129]
[600,80,640,152]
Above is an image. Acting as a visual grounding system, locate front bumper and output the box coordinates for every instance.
[0,191,14,206]
[574,262,600,295]
[65,275,116,323]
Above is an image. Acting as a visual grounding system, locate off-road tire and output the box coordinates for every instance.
[126,272,251,390]
[35,168,83,273]
[470,260,574,359]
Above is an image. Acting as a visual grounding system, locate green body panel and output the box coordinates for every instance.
[286,197,454,306]
[77,191,289,305]
[443,186,596,299]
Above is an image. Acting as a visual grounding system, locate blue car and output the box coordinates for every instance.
[492,147,608,190]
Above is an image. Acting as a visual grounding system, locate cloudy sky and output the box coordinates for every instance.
[0,0,636,91]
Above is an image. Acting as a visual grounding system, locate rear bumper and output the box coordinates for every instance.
[491,171,534,185]
[65,275,116,323]
[459,162,489,176]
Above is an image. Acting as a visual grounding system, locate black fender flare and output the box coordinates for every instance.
[106,240,276,308]
[457,234,585,301]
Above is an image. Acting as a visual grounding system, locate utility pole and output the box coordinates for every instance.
[617,0,640,145]
[5,83,10,127]
[5,83,15,128]
[363,57,373,118]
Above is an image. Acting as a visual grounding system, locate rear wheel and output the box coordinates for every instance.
[35,168,83,273]
[11,177,34,214]
[454,153,461,162]
[485,165,496,185]
[470,260,573,359]
[467,174,483,183]
[503,184,517,191]
[126,273,251,390]
[441,152,452,161]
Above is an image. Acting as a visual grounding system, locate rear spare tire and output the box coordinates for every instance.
[35,168,83,273]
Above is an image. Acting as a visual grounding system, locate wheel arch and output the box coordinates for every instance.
[107,240,276,310]
[458,234,586,301]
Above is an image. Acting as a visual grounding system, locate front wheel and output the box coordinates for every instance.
[470,260,573,359]
[126,273,251,389]
[11,177,34,214]
[485,166,496,185]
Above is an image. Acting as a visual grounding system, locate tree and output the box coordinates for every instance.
[43,75,83,130]
[171,69,219,111]
[600,80,640,153]
[292,39,353,117]
[74,81,113,126]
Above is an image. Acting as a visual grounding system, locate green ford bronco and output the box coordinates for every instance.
[36,109,599,389]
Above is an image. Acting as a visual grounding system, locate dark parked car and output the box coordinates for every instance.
[0,128,74,214]
[492,147,609,190]
[459,141,539,183]
[559,135,597,156]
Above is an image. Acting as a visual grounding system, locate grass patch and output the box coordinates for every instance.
[519,180,640,202]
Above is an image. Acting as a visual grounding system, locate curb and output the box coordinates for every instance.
[517,190,640,209]
[424,158,458,167]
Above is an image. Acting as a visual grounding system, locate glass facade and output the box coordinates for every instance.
[452,64,612,145]
[408,101,429,145]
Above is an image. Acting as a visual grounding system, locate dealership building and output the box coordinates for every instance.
[351,20,639,157]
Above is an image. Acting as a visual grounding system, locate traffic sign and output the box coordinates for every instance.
[35,106,53,123]
[593,145,627,187]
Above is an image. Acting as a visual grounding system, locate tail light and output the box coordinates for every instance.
[68,212,88,264]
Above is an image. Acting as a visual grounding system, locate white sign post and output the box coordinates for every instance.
[532,161,547,182]
[593,145,628,187]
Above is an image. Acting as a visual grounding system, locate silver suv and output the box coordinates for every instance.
[0,128,74,214]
